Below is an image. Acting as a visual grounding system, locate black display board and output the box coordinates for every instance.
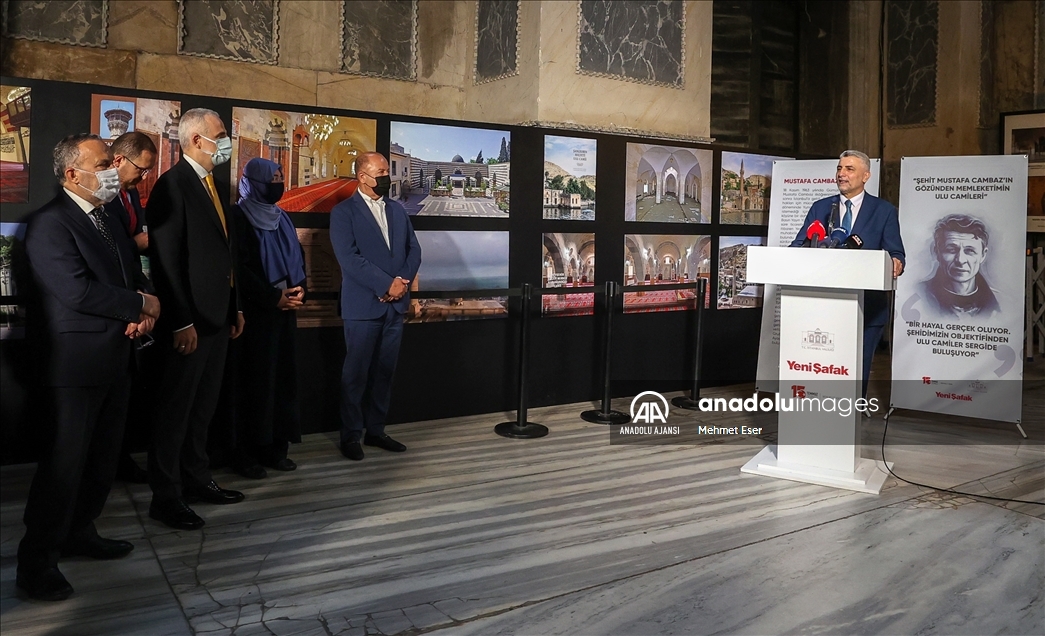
[0,76,800,464]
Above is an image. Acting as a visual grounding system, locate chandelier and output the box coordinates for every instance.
[303,114,339,142]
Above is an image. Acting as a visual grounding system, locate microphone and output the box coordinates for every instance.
[843,234,863,249]
[827,201,840,234]
[805,220,826,247]
[823,227,849,248]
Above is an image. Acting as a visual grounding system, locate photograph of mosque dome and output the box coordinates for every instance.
[718,236,766,309]
[0,86,30,204]
[543,135,596,221]
[541,232,595,316]
[719,151,790,225]
[230,107,377,213]
[90,94,182,207]
[390,121,511,217]
[407,231,509,323]
[625,144,712,223]
[623,234,711,313]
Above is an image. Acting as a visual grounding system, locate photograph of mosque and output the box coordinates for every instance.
[541,232,595,316]
[719,151,789,225]
[230,107,377,213]
[623,234,711,313]
[90,94,181,207]
[407,231,509,323]
[0,222,26,340]
[390,121,511,217]
[543,135,596,220]
[0,86,30,204]
[625,144,712,223]
[718,236,765,309]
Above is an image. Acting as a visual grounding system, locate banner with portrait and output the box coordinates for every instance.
[755,158,880,392]
[891,155,1028,423]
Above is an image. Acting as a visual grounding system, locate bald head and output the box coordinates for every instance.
[356,152,390,200]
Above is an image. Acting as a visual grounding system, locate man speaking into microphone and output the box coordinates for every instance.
[789,150,905,396]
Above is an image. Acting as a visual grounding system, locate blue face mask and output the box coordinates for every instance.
[200,134,232,166]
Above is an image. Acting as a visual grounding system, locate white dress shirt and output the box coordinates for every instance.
[839,190,865,231]
[358,190,390,249]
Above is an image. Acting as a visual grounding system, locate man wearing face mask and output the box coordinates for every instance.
[17,134,160,601]
[146,108,246,531]
[330,152,421,461]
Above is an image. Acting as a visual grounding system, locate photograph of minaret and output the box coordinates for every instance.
[90,94,182,207]
[719,151,790,225]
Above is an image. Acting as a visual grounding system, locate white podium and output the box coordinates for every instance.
[741,246,894,494]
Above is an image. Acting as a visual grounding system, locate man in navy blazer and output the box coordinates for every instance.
[330,152,421,461]
[18,134,160,601]
[789,150,905,396]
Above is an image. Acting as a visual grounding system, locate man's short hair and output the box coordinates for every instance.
[839,150,871,172]
[53,133,104,183]
[110,131,157,160]
[355,151,385,176]
[178,108,221,145]
[933,214,989,250]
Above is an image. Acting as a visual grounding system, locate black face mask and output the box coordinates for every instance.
[252,179,284,204]
[371,175,391,197]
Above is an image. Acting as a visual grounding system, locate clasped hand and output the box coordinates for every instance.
[277,286,305,310]
[126,292,161,339]
[380,277,409,303]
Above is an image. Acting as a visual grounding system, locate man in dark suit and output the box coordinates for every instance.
[18,134,160,601]
[790,150,906,395]
[106,130,158,484]
[330,152,421,461]
[146,108,245,530]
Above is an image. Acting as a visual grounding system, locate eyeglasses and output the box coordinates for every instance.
[136,332,155,350]
[122,156,151,177]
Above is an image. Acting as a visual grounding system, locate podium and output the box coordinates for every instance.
[741,246,894,494]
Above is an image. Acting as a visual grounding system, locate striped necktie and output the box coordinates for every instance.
[88,207,120,262]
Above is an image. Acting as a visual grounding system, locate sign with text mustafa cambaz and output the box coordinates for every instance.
[756,158,881,392]
[891,155,1027,423]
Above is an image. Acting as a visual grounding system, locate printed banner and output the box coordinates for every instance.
[756,159,880,392]
[891,155,1027,423]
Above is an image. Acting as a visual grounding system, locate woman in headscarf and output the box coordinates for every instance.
[228,157,306,478]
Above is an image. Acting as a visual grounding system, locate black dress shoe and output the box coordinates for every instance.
[17,566,73,601]
[60,535,134,560]
[149,499,205,530]
[340,441,364,461]
[115,455,149,484]
[232,462,267,480]
[264,457,296,471]
[183,480,245,505]
[364,433,407,452]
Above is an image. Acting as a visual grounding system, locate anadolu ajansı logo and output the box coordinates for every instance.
[629,391,670,424]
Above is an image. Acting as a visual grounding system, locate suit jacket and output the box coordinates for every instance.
[789,192,906,327]
[330,193,421,321]
[227,203,307,315]
[24,191,147,386]
[146,158,239,335]
[105,186,144,240]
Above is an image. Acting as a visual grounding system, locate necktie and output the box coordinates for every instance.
[120,190,137,236]
[203,174,228,237]
[88,208,120,262]
[842,199,853,234]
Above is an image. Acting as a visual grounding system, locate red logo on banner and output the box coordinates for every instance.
[791,385,806,398]
[922,376,932,384]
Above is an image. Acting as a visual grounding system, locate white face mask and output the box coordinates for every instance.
[200,134,232,166]
[75,167,121,203]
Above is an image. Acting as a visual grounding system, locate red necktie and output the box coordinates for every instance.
[120,190,137,237]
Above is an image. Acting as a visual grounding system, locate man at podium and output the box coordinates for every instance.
[789,150,906,395]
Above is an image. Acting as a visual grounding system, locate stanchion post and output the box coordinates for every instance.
[496,284,549,438]
[581,281,630,424]
[672,278,707,410]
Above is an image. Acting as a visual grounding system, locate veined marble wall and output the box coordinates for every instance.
[0,0,712,140]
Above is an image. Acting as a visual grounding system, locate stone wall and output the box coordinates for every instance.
[0,0,712,140]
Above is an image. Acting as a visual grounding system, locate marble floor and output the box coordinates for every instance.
[1,359,1042,636]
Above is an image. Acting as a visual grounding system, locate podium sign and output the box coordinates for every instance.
[742,247,894,493]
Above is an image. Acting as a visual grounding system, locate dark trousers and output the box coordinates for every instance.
[862,324,886,399]
[18,379,130,572]
[236,309,300,461]
[148,330,228,502]
[340,304,403,444]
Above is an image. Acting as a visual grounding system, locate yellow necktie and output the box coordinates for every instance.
[203,173,233,287]
[203,174,228,237]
